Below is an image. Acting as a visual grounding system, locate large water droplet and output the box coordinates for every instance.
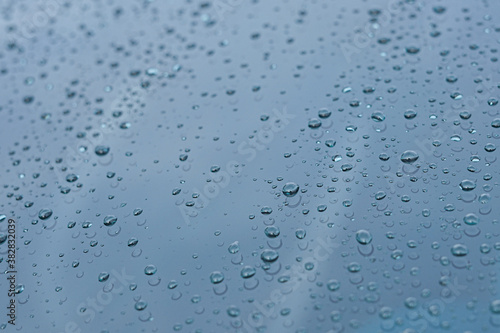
[144,265,157,275]
[459,180,476,191]
[261,249,279,262]
[241,266,256,279]
[400,150,419,164]
[38,208,53,220]
[451,244,468,257]
[95,145,110,156]
[282,182,299,197]
[355,229,373,245]
[98,272,110,282]
[103,215,117,226]
[210,271,224,284]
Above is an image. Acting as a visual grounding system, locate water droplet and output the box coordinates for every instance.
[135,300,148,311]
[318,108,331,118]
[95,145,110,156]
[433,6,446,14]
[485,143,496,152]
[355,230,373,245]
[459,180,476,191]
[375,191,386,200]
[490,300,500,314]
[327,279,340,291]
[264,226,280,238]
[325,139,336,147]
[228,241,240,254]
[144,265,157,275]
[451,244,468,257]
[98,272,110,282]
[404,109,417,119]
[308,118,322,129]
[261,206,273,215]
[261,249,279,262]
[66,173,79,182]
[371,111,385,122]
[38,208,53,220]
[406,46,420,54]
[282,182,299,197]
[210,271,224,284]
[295,229,306,239]
[464,213,479,225]
[127,237,139,247]
[227,306,240,317]
[400,150,419,164]
[347,262,361,273]
[103,215,117,226]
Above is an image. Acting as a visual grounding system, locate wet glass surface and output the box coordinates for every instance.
[1,1,500,332]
